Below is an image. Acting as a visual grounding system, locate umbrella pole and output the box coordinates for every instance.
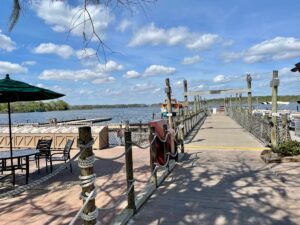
[8,102,15,186]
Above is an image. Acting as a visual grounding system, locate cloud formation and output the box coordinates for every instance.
[124,64,176,79]
[144,65,176,77]
[0,61,27,74]
[222,37,300,63]
[33,43,74,59]
[213,74,226,82]
[182,55,202,65]
[123,70,140,79]
[0,30,16,52]
[129,23,219,51]
[32,0,114,39]
[38,60,122,83]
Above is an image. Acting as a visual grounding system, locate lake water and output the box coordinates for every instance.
[0,107,162,125]
[0,102,299,125]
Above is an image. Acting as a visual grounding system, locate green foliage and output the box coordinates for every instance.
[0,100,70,113]
[273,141,300,156]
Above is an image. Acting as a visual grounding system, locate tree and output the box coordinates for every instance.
[8,0,156,61]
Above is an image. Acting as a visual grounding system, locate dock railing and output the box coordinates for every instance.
[228,107,291,146]
[70,118,191,225]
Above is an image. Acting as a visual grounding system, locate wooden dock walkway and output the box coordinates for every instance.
[129,114,300,225]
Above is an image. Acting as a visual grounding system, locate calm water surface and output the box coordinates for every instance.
[0,107,161,124]
[0,102,299,125]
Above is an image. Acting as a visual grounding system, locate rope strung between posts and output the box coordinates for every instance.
[131,134,157,149]
[69,189,98,225]
[76,139,100,224]
[69,179,136,225]
[95,145,132,161]
[154,154,171,169]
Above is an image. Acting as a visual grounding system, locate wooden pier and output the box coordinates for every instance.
[129,113,300,225]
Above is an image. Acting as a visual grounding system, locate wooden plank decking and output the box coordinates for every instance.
[129,114,300,225]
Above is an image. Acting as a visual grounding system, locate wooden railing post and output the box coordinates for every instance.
[184,80,188,116]
[165,78,174,129]
[193,96,197,113]
[124,121,136,212]
[78,126,96,225]
[282,114,289,141]
[271,70,279,147]
[180,121,185,153]
[246,74,252,114]
[163,124,168,163]
[239,94,242,109]
[149,126,157,186]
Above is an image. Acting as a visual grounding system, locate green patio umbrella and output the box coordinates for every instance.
[0,74,64,184]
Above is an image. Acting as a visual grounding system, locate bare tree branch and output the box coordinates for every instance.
[7,0,157,62]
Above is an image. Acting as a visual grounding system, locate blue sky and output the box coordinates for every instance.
[0,0,300,105]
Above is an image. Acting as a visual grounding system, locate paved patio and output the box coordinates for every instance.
[129,114,300,225]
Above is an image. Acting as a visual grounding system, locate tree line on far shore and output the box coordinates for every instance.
[0,95,299,113]
[0,100,70,113]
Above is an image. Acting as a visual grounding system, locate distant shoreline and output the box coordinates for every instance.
[0,95,299,113]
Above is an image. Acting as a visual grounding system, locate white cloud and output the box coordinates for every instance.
[129,23,219,51]
[33,43,74,59]
[182,55,202,65]
[36,83,46,88]
[198,84,205,89]
[0,61,27,74]
[117,19,132,32]
[176,81,183,87]
[186,34,219,50]
[213,74,225,82]
[131,83,157,92]
[96,60,124,73]
[123,64,176,79]
[222,37,300,63]
[123,70,141,79]
[76,48,97,60]
[32,0,114,40]
[39,69,105,80]
[144,64,176,77]
[105,89,122,96]
[92,77,115,84]
[22,61,36,66]
[0,30,16,52]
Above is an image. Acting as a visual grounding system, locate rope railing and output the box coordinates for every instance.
[69,113,196,225]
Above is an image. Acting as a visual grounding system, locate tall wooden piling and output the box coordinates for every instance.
[183,80,188,115]
[246,74,252,113]
[78,126,96,225]
[239,94,242,109]
[282,114,289,141]
[194,96,197,113]
[149,126,158,186]
[124,121,136,212]
[271,70,279,147]
[165,78,174,129]
[199,96,202,111]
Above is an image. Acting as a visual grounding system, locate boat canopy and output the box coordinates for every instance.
[260,101,289,105]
